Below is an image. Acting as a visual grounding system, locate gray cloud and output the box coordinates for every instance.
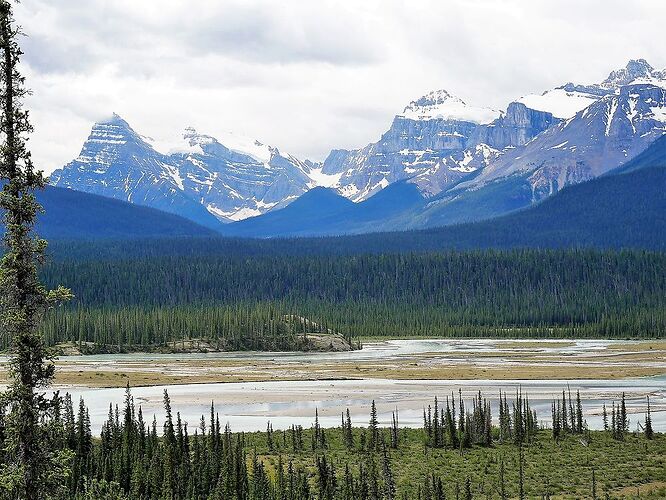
[13,0,666,173]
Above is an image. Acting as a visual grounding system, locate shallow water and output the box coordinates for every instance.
[47,338,635,364]
[60,375,666,435]
[24,338,661,434]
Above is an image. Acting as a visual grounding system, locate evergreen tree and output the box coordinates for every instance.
[382,446,396,500]
[0,2,71,498]
[344,409,354,450]
[464,477,472,500]
[644,396,654,440]
[368,400,379,451]
[498,454,507,500]
[575,391,583,434]
[390,410,399,450]
[518,445,525,500]
[620,393,628,434]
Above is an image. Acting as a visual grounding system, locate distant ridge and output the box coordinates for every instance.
[225,181,424,237]
[34,186,215,240]
[37,135,665,248]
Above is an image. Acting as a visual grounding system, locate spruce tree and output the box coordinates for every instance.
[644,396,653,440]
[498,454,507,500]
[0,2,71,498]
[382,446,396,500]
[619,392,629,437]
[575,391,583,433]
[464,477,472,500]
[518,445,525,500]
[368,400,379,451]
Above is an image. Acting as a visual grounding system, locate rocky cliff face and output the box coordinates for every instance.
[50,116,317,224]
[322,111,488,200]
[471,102,558,150]
[453,82,666,202]
[322,93,558,200]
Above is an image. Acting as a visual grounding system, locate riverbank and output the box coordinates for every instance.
[49,332,354,356]
[1,338,660,389]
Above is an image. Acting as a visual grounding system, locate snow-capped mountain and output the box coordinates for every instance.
[50,115,319,224]
[414,69,666,229]
[52,59,666,232]
[49,114,223,228]
[320,90,556,201]
[321,59,665,209]
[517,58,666,118]
[399,89,500,123]
[456,81,666,200]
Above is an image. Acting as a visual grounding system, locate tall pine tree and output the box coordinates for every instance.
[0,2,71,498]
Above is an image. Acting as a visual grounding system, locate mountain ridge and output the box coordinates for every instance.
[50,59,666,234]
[34,185,216,240]
[222,132,666,238]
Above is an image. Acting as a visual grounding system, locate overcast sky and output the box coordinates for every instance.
[15,0,666,174]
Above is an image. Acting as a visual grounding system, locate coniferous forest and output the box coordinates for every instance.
[2,385,663,499]
[31,248,666,351]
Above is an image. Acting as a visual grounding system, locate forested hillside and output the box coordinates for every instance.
[44,163,666,262]
[36,249,666,350]
[35,186,216,239]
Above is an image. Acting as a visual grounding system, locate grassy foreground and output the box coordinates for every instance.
[243,428,666,499]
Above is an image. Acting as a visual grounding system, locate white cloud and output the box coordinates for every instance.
[14,0,666,174]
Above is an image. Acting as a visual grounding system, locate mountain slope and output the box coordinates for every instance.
[376,139,666,249]
[312,163,666,251]
[610,134,666,174]
[457,83,666,197]
[48,162,666,259]
[320,92,555,201]
[34,186,215,240]
[225,181,424,237]
[415,79,666,228]
[222,134,666,242]
[439,165,666,249]
[50,115,316,224]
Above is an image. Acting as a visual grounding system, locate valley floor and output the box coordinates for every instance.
[1,338,663,436]
[10,338,664,389]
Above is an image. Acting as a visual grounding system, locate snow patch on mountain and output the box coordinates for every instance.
[216,131,274,163]
[307,167,343,188]
[517,59,666,120]
[399,90,500,124]
[517,88,599,119]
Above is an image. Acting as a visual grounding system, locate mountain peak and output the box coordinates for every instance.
[412,89,463,106]
[399,89,500,124]
[93,112,132,128]
[602,58,664,88]
[182,127,215,147]
[82,113,140,148]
